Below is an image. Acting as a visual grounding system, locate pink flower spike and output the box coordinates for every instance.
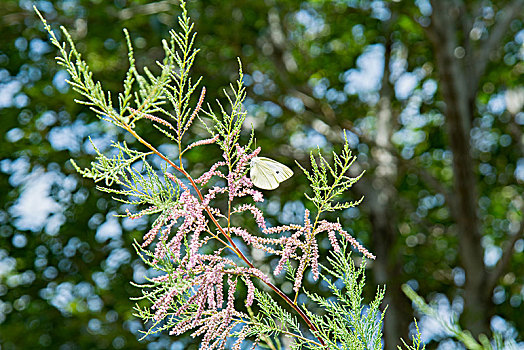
[186,134,219,151]
[142,219,162,248]
[166,172,189,191]
[129,107,175,130]
[233,204,266,230]
[244,278,255,307]
[274,230,302,276]
[327,230,341,252]
[310,239,320,280]
[183,87,206,135]
[195,161,226,185]
[293,257,307,293]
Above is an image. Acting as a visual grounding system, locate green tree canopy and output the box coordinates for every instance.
[1,0,523,349]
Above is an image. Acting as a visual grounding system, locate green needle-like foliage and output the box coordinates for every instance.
[297,131,364,216]
[303,242,385,350]
[71,140,178,215]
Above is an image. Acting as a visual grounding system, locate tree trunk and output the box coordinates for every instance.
[366,31,411,349]
[429,0,489,336]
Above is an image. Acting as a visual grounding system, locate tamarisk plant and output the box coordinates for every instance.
[37,2,387,348]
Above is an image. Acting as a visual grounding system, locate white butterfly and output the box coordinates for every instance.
[250,156,293,190]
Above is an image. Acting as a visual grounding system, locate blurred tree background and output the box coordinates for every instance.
[1,0,524,349]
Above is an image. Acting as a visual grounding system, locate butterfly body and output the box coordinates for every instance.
[250,156,293,190]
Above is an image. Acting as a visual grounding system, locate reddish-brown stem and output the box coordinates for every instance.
[126,126,325,346]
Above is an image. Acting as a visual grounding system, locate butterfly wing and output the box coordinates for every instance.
[250,157,293,190]
[250,161,280,190]
[257,157,293,182]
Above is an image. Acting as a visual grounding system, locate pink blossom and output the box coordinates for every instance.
[182,87,206,135]
[274,230,302,275]
[310,238,320,280]
[166,172,189,191]
[142,219,162,248]
[203,186,228,207]
[129,107,176,131]
[233,204,266,230]
[134,114,376,348]
[328,230,341,252]
[195,161,226,185]
[316,220,375,259]
[294,256,307,293]
[186,134,219,151]
[244,278,255,307]
[251,190,263,202]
